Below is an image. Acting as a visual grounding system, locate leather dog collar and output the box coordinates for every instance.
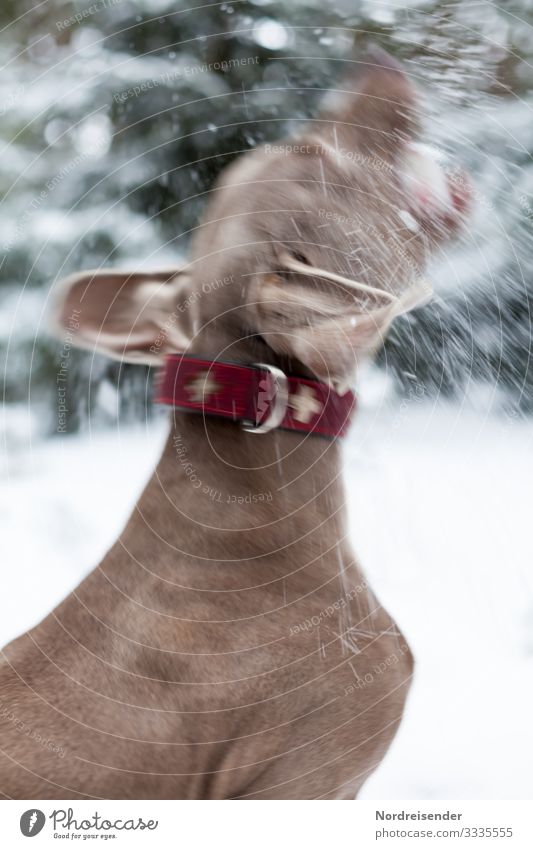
[156,355,355,438]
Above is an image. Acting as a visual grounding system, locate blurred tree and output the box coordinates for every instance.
[1,0,532,433]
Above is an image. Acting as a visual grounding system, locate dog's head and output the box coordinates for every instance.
[51,48,470,389]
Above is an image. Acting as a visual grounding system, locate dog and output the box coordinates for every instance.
[0,48,468,799]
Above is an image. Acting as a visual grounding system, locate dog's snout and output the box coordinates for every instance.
[401,141,472,225]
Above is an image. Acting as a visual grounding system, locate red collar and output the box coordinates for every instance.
[156,355,355,438]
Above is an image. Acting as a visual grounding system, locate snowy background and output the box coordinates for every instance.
[2,0,533,799]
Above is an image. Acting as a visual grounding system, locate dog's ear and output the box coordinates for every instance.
[254,274,430,387]
[49,267,192,364]
[317,46,419,154]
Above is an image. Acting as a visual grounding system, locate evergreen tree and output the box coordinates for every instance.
[1,0,532,431]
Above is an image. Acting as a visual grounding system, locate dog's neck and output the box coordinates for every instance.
[173,324,346,516]
[131,410,346,581]
[114,336,348,588]
[108,319,352,596]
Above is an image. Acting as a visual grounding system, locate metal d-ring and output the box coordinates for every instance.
[242,363,289,434]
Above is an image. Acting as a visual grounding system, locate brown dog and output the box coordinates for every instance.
[0,49,468,799]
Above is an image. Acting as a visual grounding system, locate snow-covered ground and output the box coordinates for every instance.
[2,378,533,799]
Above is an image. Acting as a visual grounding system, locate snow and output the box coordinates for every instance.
[1,385,533,799]
[0,412,168,644]
[347,386,533,799]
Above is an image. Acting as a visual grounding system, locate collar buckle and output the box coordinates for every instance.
[242,363,289,434]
